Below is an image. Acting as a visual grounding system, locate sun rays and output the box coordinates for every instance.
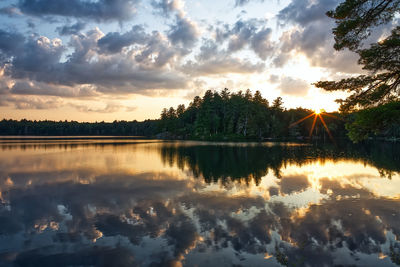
[289,110,336,142]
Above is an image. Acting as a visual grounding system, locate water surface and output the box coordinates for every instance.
[0,139,399,266]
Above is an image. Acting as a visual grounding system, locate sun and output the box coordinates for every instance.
[289,108,335,143]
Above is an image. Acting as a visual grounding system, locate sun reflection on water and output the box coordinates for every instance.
[0,139,399,266]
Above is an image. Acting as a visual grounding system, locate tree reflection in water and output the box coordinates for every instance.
[160,141,400,182]
[0,140,399,266]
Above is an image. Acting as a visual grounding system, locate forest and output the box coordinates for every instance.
[1,88,398,142]
[1,88,399,142]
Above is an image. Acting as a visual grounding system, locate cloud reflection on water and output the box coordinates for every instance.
[0,140,399,266]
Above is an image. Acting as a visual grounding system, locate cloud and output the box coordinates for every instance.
[151,0,199,49]
[0,95,63,109]
[167,15,199,48]
[16,0,140,22]
[0,29,25,57]
[183,56,265,76]
[151,0,186,18]
[97,25,148,54]
[5,35,66,85]
[234,0,265,7]
[180,28,267,76]
[56,22,86,36]
[72,103,124,113]
[1,142,400,266]
[277,0,338,26]
[10,80,98,97]
[273,0,363,74]
[278,76,310,96]
[0,6,22,17]
[0,28,190,96]
[276,22,362,73]
[215,18,275,60]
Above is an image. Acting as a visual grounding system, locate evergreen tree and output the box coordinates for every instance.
[315,0,400,112]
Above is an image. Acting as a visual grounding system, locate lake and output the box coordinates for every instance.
[0,138,399,266]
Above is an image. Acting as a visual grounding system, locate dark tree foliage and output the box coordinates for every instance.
[0,119,160,136]
[160,141,400,184]
[159,88,346,141]
[0,89,347,141]
[314,0,400,142]
[327,0,400,51]
[315,0,400,112]
[346,101,400,142]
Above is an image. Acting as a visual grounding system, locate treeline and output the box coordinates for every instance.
[0,119,159,136]
[2,89,399,141]
[159,88,347,140]
[0,88,348,140]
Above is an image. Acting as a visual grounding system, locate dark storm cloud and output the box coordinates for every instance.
[97,25,148,54]
[56,22,86,36]
[16,0,140,22]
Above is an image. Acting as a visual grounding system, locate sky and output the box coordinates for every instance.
[0,0,384,122]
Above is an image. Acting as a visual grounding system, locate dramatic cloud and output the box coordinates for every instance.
[16,0,140,22]
[0,27,190,96]
[0,0,377,118]
[216,18,275,60]
[0,29,25,57]
[274,0,364,74]
[97,25,148,54]
[277,0,338,26]
[167,15,199,48]
[151,0,199,48]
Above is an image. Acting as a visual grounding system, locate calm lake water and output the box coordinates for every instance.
[0,138,399,267]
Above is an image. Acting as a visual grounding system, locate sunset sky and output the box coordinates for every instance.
[0,0,385,122]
